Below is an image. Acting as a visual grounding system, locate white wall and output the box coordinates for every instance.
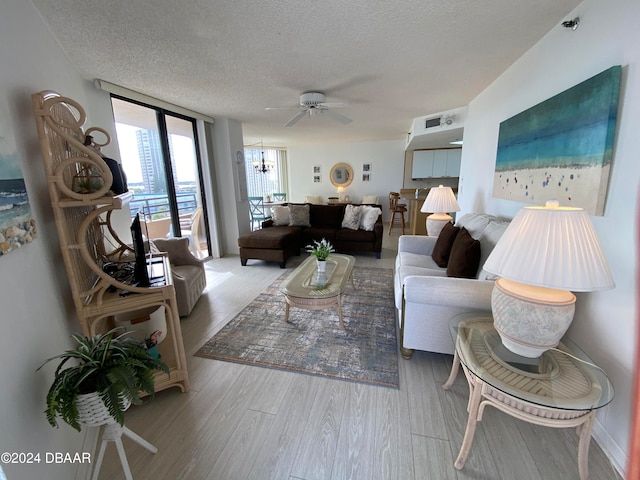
[459,0,639,473]
[288,140,405,220]
[212,117,247,255]
[0,1,118,479]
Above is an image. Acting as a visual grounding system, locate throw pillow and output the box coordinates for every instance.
[288,204,311,227]
[271,205,290,226]
[359,205,382,231]
[447,227,481,278]
[341,204,362,230]
[431,222,460,267]
[361,194,379,204]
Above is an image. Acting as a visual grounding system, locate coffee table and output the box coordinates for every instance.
[443,313,614,480]
[282,254,355,329]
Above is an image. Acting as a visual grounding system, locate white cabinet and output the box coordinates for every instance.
[412,148,462,179]
[411,150,435,178]
[445,149,462,177]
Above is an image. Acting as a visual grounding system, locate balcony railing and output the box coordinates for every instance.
[129,193,197,221]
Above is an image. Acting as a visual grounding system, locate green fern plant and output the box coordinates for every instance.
[37,327,169,432]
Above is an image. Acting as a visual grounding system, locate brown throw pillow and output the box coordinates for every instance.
[431,222,460,267]
[447,227,481,278]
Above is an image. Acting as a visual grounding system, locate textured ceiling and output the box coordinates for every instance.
[31,0,580,147]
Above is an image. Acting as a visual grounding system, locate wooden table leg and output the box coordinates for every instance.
[443,350,461,390]
[337,296,345,329]
[577,412,595,480]
[454,379,483,470]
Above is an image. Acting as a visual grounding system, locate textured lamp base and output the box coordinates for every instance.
[426,214,453,237]
[491,278,576,358]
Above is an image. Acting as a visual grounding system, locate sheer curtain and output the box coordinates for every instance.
[244,147,287,198]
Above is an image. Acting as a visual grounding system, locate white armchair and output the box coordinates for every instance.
[153,237,206,316]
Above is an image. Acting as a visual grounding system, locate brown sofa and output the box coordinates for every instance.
[238,203,383,267]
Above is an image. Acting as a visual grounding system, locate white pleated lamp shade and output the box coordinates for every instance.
[420,185,460,214]
[483,201,615,291]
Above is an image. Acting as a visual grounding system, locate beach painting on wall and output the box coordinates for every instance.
[1,100,37,257]
[493,65,621,215]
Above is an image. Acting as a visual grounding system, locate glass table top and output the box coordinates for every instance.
[282,254,355,298]
[449,312,614,411]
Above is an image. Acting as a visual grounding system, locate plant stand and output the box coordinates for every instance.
[92,423,157,480]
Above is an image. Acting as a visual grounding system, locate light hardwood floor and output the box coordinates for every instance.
[98,228,622,480]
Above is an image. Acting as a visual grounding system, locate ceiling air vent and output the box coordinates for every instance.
[425,117,441,128]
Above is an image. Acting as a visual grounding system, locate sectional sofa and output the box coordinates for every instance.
[238,203,383,267]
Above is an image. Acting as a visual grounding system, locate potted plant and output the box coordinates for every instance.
[37,327,169,432]
[306,238,335,272]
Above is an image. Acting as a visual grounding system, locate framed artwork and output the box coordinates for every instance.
[363,163,371,172]
[313,175,321,183]
[1,99,37,257]
[493,65,621,215]
[313,165,321,174]
[362,173,370,182]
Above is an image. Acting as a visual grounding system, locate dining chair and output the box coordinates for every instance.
[388,192,407,235]
[248,196,271,231]
[272,192,287,202]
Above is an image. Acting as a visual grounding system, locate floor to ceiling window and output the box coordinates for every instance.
[244,145,287,198]
[111,96,210,258]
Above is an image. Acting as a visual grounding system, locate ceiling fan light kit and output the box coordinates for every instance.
[267,91,352,127]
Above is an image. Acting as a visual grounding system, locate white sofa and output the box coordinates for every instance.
[394,213,510,358]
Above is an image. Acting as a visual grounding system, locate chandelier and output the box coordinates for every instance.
[254,141,271,174]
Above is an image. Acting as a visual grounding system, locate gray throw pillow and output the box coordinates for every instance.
[272,205,290,226]
[288,204,311,227]
[341,204,362,230]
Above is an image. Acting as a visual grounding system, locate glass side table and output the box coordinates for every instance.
[443,312,614,480]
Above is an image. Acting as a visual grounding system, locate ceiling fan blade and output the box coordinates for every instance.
[265,106,298,110]
[319,102,348,108]
[324,108,352,125]
[284,111,307,127]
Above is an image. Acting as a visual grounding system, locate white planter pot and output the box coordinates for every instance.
[317,259,326,272]
[76,392,131,427]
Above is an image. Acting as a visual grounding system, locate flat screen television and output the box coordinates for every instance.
[130,213,150,287]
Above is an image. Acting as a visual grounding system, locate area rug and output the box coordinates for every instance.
[195,266,399,388]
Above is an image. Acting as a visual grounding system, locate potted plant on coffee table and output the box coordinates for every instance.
[37,327,169,432]
[306,238,335,272]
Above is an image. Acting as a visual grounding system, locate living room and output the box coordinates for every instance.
[1,0,638,479]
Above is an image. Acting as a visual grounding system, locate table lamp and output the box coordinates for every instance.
[420,185,460,237]
[337,186,345,202]
[483,200,615,358]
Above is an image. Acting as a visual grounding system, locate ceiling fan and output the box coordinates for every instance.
[266,92,352,127]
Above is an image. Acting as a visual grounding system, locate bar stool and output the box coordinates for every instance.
[388,192,407,235]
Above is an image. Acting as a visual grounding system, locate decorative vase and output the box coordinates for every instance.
[317,259,326,272]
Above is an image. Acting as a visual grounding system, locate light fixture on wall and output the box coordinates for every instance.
[562,17,580,30]
[420,185,460,237]
[483,200,615,358]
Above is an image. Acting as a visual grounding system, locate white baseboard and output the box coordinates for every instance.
[593,416,627,478]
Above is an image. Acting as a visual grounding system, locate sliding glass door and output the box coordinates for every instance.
[111,97,210,258]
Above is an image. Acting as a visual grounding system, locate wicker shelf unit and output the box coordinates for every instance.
[32,90,189,394]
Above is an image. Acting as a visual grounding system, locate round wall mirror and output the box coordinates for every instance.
[329,163,354,188]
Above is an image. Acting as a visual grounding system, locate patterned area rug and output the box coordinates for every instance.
[195,266,399,388]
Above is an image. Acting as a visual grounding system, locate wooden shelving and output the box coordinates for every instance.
[32,90,189,394]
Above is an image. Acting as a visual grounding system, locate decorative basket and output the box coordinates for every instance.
[76,392,131,427]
